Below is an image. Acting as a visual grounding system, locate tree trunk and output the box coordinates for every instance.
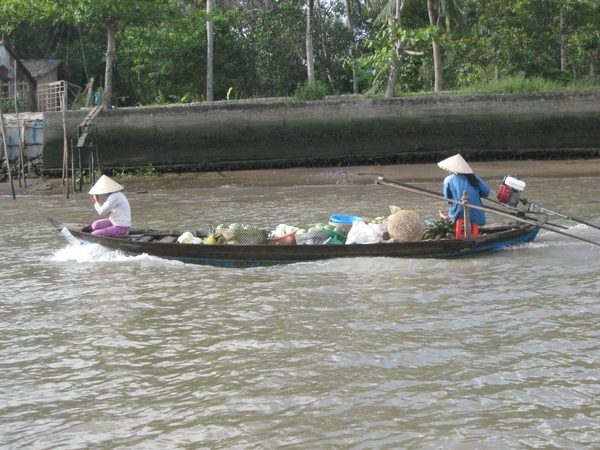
[385,0,404,98]
[102,24,118,108]
[386,58,400,97]
[207,0,214,101]
[85,77,95,108]
[560,8,567,73]
[345,0,359,94]
[427,0,443,92]
[306,0,315,87]
[432,39,443,91]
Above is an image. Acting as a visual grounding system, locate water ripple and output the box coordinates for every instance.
[1,181,599,449]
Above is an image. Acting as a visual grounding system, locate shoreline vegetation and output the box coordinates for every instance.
[3,159,599,196]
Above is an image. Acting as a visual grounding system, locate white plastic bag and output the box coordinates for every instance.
[346,221,384,244]
[177,231,203,244]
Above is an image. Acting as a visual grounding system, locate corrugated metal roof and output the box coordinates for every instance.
[0,41,36,84]
[21,59,63,79]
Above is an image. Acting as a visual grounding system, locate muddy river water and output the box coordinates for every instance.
[1,177,599,449]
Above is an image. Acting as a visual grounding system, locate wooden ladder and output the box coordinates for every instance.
[76,105,103,191]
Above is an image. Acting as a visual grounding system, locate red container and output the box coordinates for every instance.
[497,184,511,204]
[267,231,297,245]
[454,219,479,239]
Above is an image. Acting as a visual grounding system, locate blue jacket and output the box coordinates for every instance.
[443,174,490,224]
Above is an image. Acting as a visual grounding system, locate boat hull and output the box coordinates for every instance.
[50,218,540,267]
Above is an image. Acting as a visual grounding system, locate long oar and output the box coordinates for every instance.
[482,197,569,229]
[521,200,600,231]
[376,177,600,248]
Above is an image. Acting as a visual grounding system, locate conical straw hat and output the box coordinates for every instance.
[437,154,473,174]
[89,175,124,195]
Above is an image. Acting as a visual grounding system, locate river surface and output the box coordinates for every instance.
[1,177,599,449]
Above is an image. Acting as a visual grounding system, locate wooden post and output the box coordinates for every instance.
[78,147,83,192]
[84,77,95,108]
[462,190,471,239]
[71,139,76,193]
[20,121,27,188]
[12,80,25,188]
[60,85,70,198]
[0,101,16,199]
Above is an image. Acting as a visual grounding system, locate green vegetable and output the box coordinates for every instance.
[423,218,454,240]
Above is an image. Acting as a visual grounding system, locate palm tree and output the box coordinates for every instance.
[427,0,465,91]
[367,0,423,96]
[367,0,465,95]
[306,0,316,87]
[207,0,214,101]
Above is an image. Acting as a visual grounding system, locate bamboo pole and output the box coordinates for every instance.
[78,146,83,192]
[20,122,27,187]
[71,139,75,193]
[0,101,16,200]
[60,85,70,198]
[12,81,25,188]
[376,177,600,248]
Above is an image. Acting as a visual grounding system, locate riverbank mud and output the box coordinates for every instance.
[2,159,599,196]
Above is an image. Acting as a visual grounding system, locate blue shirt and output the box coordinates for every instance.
[443,174,490,225]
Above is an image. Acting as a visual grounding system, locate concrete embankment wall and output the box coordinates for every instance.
[42,91,600,172]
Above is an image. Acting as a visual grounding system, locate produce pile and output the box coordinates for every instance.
[422,218,455,240]
[178,207,458,245]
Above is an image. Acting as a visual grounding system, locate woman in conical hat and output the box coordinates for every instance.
[89,175,132,236]
[437,154,490,225]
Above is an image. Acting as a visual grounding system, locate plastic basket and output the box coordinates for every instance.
[267,231,297,245]
[330,214,361,232]
[219,228,268,245]
[296,230,346,245]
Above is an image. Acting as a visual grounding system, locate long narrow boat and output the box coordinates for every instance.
[49,217,542,268]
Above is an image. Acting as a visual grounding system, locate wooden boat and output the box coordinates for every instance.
[49,217,542,268]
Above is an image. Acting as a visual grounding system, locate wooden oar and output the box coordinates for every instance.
[521,200,600,232]
[376,177,600,248]
[482,197,569,229]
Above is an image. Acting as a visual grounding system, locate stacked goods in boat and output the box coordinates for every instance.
[268,224,299,245]
[205,223,268,245]
[296,223,347,245]
[329,214,361,232]
[388,210,426,242]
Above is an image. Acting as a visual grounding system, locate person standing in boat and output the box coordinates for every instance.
[438,154,490,225]
[88,175,132,236]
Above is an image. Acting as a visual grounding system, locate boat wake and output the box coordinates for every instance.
[50,239,160,264]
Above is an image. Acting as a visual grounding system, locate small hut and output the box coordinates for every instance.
[0,41,37,112]
[22,59,69,112]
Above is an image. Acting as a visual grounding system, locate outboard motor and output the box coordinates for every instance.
[496,175,526,207]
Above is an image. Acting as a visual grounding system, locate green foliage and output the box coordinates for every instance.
[135,165,160,177]
[359,19,434,95]
[112,166,133,178]
[75,169,100,185]
[457,74,565,94]
[112,165,160,178]
[1,0,600,101]
[293,82,329,101]
[0,95,28,113]
[251,2,307,97]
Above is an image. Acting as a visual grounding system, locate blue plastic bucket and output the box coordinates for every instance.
[329,214,361,225]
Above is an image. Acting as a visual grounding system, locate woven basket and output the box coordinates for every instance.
[388,210,426,242]
[295,231,331,245]
[219,228,268,245]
